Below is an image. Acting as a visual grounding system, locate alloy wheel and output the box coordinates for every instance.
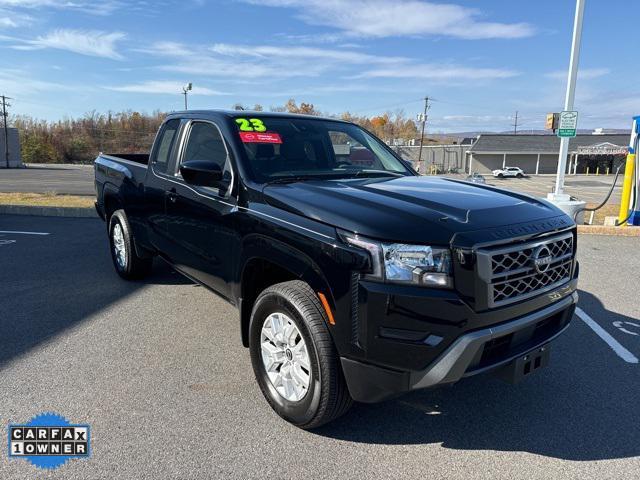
[112,223,127,269]
[260,312,311,402]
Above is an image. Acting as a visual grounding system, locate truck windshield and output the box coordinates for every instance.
[232,116,413,183]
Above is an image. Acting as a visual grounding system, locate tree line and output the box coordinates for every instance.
[11,100,419,164]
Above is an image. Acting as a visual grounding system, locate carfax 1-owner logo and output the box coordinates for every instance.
[8,412,91,470]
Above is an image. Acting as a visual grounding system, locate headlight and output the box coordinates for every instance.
[344,234,453,288]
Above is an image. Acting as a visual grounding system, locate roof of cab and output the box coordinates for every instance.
[167,109,349,124]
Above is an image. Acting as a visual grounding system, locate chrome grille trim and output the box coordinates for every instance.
[476,232,574,308]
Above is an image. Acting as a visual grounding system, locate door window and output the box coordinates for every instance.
[151,119,180,174]
[182,122,228,169]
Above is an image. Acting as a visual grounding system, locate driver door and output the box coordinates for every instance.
[164,120,237,300]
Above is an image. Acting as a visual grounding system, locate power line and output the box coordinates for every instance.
[1,95,11,169]
[513,110,520,135]
[351,97,423,114]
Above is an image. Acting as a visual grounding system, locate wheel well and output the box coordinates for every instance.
[103,191,123,221]
[240,259,299,347]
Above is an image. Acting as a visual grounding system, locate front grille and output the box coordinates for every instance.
[478,232,574,307]
[493,261,572,303]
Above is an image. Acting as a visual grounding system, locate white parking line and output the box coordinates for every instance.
[576,307,639,364]
[0,230,50,236]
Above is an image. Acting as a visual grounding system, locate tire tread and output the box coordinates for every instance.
[252,280,352,429]
[109,209,152,280]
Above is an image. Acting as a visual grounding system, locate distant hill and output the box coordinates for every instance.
[429,128,629,138]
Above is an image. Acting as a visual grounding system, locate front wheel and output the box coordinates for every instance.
[108,209,152,280]
[249,280,352,429]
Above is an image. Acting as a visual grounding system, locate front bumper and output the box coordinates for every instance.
[340,289,577,403]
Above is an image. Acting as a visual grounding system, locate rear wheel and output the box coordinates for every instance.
[249,280,352,429]
[108,209,152,280]
[498,173,504,178]
[517,172,523,178]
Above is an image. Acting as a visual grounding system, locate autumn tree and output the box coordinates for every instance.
[13,110,165,164]
[12,103,419,165]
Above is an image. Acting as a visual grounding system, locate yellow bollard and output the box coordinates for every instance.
[596,167,600,175]
[606,167,610,175]
[618,153,636,225]
[586,167,589,175]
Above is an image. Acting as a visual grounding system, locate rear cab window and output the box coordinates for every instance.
[151,119,180,175]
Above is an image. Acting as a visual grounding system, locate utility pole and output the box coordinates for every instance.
[513,111,519,135]
[550,0,585,200]
[1,95,11,169]
[417,96,430,170]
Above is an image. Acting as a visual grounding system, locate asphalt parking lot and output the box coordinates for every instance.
[1,215,639,479]
[0,164,95,196]
[488,174,623,204]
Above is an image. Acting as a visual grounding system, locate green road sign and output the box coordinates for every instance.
[557,111,578,138]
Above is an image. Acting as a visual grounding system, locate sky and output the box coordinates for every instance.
[0,0,637,133]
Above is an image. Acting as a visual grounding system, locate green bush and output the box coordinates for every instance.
[21,136,61,164]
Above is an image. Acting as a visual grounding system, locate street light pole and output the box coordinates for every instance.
[551,0,585,199]
[182,83,193,110]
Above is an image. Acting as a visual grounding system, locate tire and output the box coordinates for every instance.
[108,209,152,280]
[517,173,523,178]
[498,173,504,178]
[249,280,353,429]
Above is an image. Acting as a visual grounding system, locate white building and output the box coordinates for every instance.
[0,128,23,168]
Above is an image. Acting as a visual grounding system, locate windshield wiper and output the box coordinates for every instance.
[348,169,404,178]
[265,170,403,185]
[265,175,320,185]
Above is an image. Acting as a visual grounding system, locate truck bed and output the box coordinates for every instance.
[102,153,149,165]
[94,153,149,220]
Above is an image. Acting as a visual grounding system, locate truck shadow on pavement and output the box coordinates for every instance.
[0,217,193,368]
[316,291,640,461]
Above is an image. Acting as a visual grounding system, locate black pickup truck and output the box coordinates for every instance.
[95,110,578,428]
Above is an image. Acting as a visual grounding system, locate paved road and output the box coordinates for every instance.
[0,164,622,205]
[0,164,94,195]
[1,215,639,479]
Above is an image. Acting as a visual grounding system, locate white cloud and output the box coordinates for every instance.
[0,0,126,15]
[240,0,535,40]
[353,64,520,81]
[0,7,33,27]
[0,68,80,95]
[141,41,514,86]
[209,43,406,64]
[545,68,610,80]
[0,17,17,27]
[139,41,408,79]
[105,81,230,96]
[13,29,126,59]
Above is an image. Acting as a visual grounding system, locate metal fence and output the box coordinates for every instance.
[392,145,469,174]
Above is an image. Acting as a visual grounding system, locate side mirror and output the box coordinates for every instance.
[180,160,223,187]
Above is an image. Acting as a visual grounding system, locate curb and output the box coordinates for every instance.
[577,224,640,236]
[0,205,98,218]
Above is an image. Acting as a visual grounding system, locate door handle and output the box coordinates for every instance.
[166,189,178,203]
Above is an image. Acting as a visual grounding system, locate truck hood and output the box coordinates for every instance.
[263,176,569,245]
